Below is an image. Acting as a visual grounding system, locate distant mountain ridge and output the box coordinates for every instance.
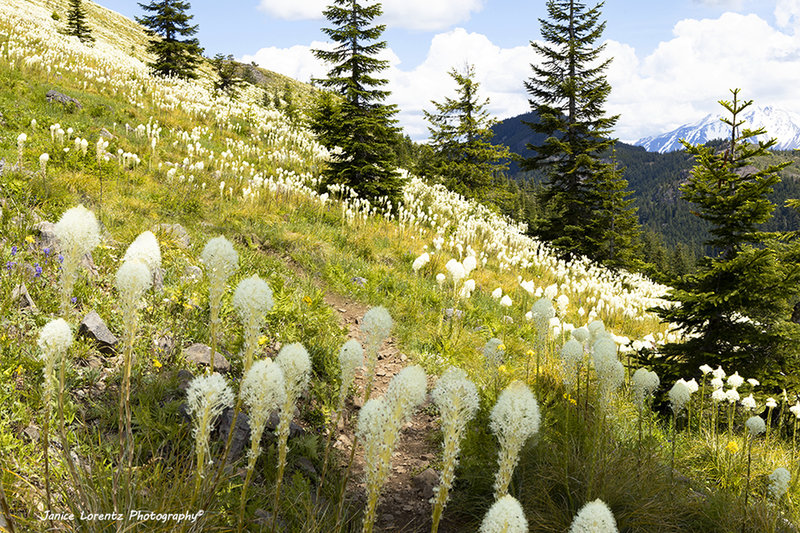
[634,106,800,153]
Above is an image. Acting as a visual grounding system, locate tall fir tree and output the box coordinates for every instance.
[311,0,403,207]
[651,90,800,389]
[211,54,244,97]
[65,0,94,45]
[424,64,510,199]
[136,0,203,79]
[523,0,639,267]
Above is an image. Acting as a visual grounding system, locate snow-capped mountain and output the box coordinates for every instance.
[635,106,800,153]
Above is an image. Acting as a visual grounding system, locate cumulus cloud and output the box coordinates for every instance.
[243,12,800,143]
[775,0,800,28]
[257,0,485,31]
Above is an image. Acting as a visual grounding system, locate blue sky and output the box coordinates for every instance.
[95,1,800,142]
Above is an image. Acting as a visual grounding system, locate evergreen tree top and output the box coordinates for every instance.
[680,89,791,258]
[136,0,199,41]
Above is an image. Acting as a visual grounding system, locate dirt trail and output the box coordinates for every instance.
[323,292,441,533]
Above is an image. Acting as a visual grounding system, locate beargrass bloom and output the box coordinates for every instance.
[361,306,392,399]
[569,499,618,533]
[201,236,238,368]
[727,371,744,389]
[232,275,274,372]
[479,495,528,533]
[768,467,791,500]
[632,368,660,410]
[186,373,234,479]
[54,205,100,312]
[741,394,757,411]
[412,252,430,273]
[745,416,766,436]
[491,381,540,498]
[669,381,692,414]
[561,338,584,387]
[444,259,465,282]
[699,364,713,375]
[37,318,73,398]
[338,339,364,409]
[122,231,161,274]
[431,367,479,533]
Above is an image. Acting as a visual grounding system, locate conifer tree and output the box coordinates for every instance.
[136,0,203,79]
[424,64,510,199]
[211,54,244,97]
[523,0,639,266]
[311,0,402,206]
[65,0,94,45]
[652,90,800,388]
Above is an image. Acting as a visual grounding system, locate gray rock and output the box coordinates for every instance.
[99,128,114,139]
[351,276,367,287]
[218,407,251,462]
[78,311,118,354]
[11,283,36,311]
[0,158,4,175]
[155,223,190,249]
[34,221,59,252]
[22,424,40,442]
[181,265,203,283]
[183,343,230,373]
[264,410,305,438]
[412,467,438,500]
[80,252,99,278]
[177,369,193,392]
[46,89,82,109]
[502,315,514,324]
[296,457,317,478]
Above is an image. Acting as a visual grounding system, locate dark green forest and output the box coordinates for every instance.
[491,111,800,263]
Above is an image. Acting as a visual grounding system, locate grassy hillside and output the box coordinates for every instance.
[0,2,799,532]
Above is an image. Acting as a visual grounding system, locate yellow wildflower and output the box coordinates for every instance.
[303,295,313,306]
[498,364,507,374]
[152,358,162,369]
[526,349,534,357]
[725,440,739,454]
[258,335,268,346]
[25,235,34,244]
[498,344,506,351]
[14,364,23,376]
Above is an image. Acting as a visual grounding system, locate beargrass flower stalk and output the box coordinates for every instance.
[186,373,234,505]
[698,364,713,432]
[115,259,152,470]
[316,339,364,505]
[39,152,49,193]
[529,298,555,384]
[201,236,239,371]
[238,359,285,533]
[479,495,528,533]
[53,205,100,314]
[568,499,618,533]
[491,381,541,499]
[743,416,766,523]
[768,467,790,501]
[361,306,392,401]
[593,338,624,409]
[272,343,311,533]
[669,380,691,481]
[122,230,162,274]
[16,132,26,170]
[765,397,777,439]
[430,367,479,533]
[37,319,73,518]
[357,366,427,533]
[232,275,274,372]
[561,338,584,404]
[726,388,740,437]
[632,368,659,455]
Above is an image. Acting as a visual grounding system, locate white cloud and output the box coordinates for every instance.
[257,0,485,31]
[243,12,800,144]
[775,0,800,28]
[692,0,746,8]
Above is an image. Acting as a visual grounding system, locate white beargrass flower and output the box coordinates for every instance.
[116,260,152,314]
[500,294,512,307]
[384,365,427,425]
[747,378,759,387]
[632,368,660,409]
[436,273,446,286]
[711,389,727,403]
[445,259,465,282]
[431,367,479,528]
[462,255,477,275]
[569,499,618,533]
[669,381,691,414]
[587,319,606,340]
[491,287,503,299]
[556,294,569,316]
[201,236,238,294]
[790,402,800,419]
[412,252,430,272]
[727,371,744,389]
[766,397,777,409]
[491,381,540,498]
[479,495,528,533]
[741,394,757,411]
[725,388,740,404]
[122,231,161,274]
[710,377,724,390]
[338,339,363,409]
[38,318,73,397]
[561,338,584,386]
[699,364,713,375]
[768,467,791,500]
[745,416,766,436]
[684,378,699,393]
[530,298,555,336]
[186,373,234,477]
[361,306,392,397]
[241,359,285,462]
[712,366,726,380]
[54,205,100,311]
[233,275,274,371]
[572,326,590,344]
